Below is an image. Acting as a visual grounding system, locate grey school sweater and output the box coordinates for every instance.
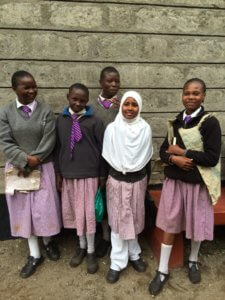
[0,100,56,169]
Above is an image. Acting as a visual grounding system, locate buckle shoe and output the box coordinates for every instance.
[148,270,170,296]
[188,261,201,284]
[20,256,44,279]
[44,241,60,261]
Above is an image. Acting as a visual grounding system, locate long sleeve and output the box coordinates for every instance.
[54,117,61,174]
[0,109,27,168]
[159,135,171,164]
[29,110,56,160]
[185,117,221,167]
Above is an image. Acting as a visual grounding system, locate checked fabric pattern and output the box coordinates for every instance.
[21,105,31,117]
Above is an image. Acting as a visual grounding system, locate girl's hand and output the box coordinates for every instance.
[56,173,63,192]
[111,97,120,109]
[27,155,41,167]
[99,177,106,189]
[171,155,194,171]
[166,145,185,156]
[17,168,32,178]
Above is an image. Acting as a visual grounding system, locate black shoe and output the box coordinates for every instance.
[96,239,111,258]
[148,270,170,296]
[130,258,147,273]
[44,241,60,261]
[70,249,86,268]
[87,252,99,274]
[106,268,120,284]
[188,261,201,284]
[20,256,44,279]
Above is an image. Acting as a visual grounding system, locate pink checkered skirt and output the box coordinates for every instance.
[61,177,98,236]
[156,178,214,241]
[106,175,147,240]
[6,162,62,239]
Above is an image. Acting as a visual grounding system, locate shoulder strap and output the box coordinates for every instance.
[197,113,214,129]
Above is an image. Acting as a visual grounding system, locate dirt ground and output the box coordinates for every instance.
[1,228,225,300]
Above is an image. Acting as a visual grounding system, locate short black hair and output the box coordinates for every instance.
[11,70,34,88]
[69,83,89,98]
[183,78,206,93]
[100,66,120,81]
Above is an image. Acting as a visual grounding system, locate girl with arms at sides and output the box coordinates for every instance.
[102,91,153,283]
[94,66,121,258]
[55,83,106,274]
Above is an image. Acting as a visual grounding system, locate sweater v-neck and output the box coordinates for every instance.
[16,100,40,120]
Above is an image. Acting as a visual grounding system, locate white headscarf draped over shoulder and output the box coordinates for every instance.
[102,91,153,174]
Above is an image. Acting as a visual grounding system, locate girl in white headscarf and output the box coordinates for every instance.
[102,91,153,283]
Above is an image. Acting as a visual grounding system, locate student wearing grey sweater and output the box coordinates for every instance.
[0,71,61,279]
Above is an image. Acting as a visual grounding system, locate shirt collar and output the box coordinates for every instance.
[183,106,202,120]
[69,107,86,116]
[16,98,37,113]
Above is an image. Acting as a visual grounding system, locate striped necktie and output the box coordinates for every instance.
[21,105,31,117]
[70,114,82,159]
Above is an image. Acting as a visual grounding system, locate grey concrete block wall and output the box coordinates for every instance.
[0,0,224,190]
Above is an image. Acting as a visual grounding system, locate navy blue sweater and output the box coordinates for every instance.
[55,106,107,179]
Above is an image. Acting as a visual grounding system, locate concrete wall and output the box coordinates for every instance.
[0,0,225,190]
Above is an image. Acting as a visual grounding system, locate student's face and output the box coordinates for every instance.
[182,82,205,114]
[100,72,120,98]
[13,76,37,105]
[67,88,88,113]
[122,97,139,119]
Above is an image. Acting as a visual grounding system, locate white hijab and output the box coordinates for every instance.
[102,91,153,174]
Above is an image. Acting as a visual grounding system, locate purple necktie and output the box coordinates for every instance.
[21,105,31,117]
[98,96,112,109]
[185,115,192,124]
[70,114,82,159]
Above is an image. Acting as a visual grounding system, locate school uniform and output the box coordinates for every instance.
[94,93,120,127]
[157,106,221,241]
[0,99,62,238]
[55,106,106,237]
[102,91,153,272]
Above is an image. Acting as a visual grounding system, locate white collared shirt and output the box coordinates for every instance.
[183,106,202,120]
[69,107,86,117]
[98,93,114,108]
[16,98,37,116]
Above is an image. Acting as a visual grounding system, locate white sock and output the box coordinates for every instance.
[189,240,201,268]
[158,243,173,280]
[86,233,95,254]
[42,236,51,246]
[28,236,41,259]
[102,219,110,242]
[79,235,87,249]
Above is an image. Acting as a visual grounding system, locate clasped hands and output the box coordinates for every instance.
[17,155,41,177]
[166,145,194,171]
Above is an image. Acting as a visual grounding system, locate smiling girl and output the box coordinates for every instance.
[102,91,153,283]
[55,83,106,274]
[0,70,61,278]
[149,78,221,296]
